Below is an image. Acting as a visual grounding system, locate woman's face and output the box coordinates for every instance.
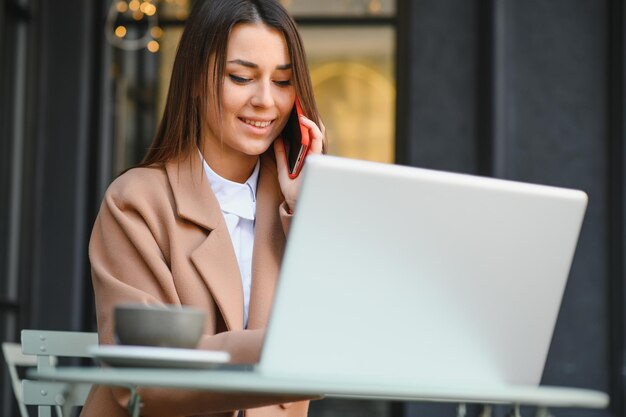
[207,22,296,160]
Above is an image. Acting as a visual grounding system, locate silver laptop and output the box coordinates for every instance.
[256,154,587,389]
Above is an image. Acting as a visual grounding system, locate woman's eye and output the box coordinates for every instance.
[274,80,292,87]
[229,74,251,84]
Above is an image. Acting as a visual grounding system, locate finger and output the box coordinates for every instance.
[319,119,326,136]
[318,119,327,153]
[299,115,324,155]
[273,138,288,174]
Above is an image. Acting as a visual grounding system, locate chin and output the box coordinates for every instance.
[240,141,273,156]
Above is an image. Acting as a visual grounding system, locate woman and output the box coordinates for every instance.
[81,0,325,416]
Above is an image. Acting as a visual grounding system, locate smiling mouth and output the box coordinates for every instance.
[239,117,275,128]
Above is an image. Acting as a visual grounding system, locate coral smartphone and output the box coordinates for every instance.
[280,98,310,179]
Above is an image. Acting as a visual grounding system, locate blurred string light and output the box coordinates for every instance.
[114,25,127,37]
[150,26,163,39]
[105,0,159,52]
[147,40,160,53]
[368,0,382,14]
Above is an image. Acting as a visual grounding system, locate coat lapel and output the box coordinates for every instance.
[165,153,244,331]
[247,156,286,330]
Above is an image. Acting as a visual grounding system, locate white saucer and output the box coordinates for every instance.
[88,345,231,369]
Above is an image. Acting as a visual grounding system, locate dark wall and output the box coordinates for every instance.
[397,1,622,416]
[0,0,103,411]
[27,0,102,332]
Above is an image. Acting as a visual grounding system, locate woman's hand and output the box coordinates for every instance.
[274,115,325,213]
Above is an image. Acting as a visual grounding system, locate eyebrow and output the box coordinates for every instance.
[227,59,292,70]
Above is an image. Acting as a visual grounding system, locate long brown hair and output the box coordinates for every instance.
[141,0,322,166]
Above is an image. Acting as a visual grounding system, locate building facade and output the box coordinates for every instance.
[0,1,623,416]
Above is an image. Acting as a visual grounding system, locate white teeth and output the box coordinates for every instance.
[242,118,272,128]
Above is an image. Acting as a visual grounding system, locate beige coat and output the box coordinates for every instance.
[81,152,309,417]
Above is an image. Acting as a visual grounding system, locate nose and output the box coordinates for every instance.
[250,80,274,108]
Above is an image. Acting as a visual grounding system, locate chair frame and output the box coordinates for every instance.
[2,342,41,417]
[20,330,98,417]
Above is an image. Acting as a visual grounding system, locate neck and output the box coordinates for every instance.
[200,141,258,184]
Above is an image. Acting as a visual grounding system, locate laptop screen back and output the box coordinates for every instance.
[259,155,587,388]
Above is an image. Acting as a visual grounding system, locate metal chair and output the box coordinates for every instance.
[2,341,44,417]
[19,330,98,417]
